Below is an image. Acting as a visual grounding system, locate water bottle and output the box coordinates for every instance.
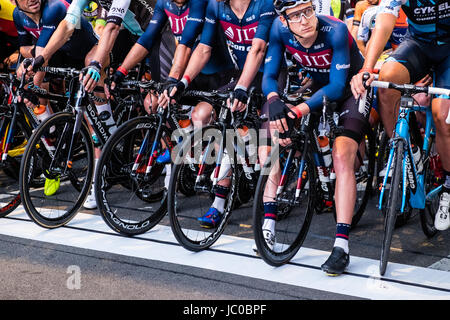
[318,135,332,168]
[33,105,51,122]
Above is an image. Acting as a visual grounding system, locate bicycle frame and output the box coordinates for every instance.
[378,95,440,212]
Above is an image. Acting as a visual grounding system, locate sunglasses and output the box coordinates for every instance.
[285,6,315,23]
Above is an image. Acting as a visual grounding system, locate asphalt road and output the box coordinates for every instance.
[0,170,449,303]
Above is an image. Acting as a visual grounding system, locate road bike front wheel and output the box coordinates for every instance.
[168,125,238,251]
[253,145,316,267]
[380,139,404,276]
[19,112,94,228]
[95,116,170,236]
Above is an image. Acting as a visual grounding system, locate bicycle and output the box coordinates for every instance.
[93,79,190,236]
[167,88,264,251]
[0,71,67,217]
[252,93,375,267]
[360,73,450,275]
[19,66,142,228]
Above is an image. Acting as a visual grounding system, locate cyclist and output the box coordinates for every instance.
[262,0,369,275]
[350,0,450,231]
[167,0,276,229]
[356,4,408,56]
[14,0,104,199]
[350,0,378,43]
[0,0,18,71]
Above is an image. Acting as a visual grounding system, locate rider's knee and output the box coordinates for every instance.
[192,102,213,127]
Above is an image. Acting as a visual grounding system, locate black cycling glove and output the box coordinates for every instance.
[232,87,248,106]
[268,96,298,139]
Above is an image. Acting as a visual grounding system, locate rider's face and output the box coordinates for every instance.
[18,0,41,13]
[281,3,318,40]
[173,0,187,6]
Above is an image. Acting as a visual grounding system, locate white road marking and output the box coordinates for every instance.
[1,206,449,300]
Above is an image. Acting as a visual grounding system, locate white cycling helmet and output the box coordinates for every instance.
[273,0,312,15]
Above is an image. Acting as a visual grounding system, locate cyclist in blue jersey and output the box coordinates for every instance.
[167,0,276,229]
[262,0,369,275]
[15,0,97,78]
[350,0,450,231]
[110,0,223,102]
[25,0,157,92]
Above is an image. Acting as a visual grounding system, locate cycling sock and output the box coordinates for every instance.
[263,202,277,234]
[211,185,230,213]
[263,202,278,221]
[334,223,350,254]
[96,103,117,134]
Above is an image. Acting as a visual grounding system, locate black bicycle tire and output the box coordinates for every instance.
[252,145,316,267]
[168,125,237,252]
[95,116,169,236]
[419,158,439,238]
[19,112,94,228]
[380,139,404,276]
[0,116,33,217]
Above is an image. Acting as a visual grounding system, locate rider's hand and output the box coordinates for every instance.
[158,76,179,108]
[268,96,298,146]
[82,60,102,92]
[230,85,248,113]
[164,77,188,106]
[350,69,376,99]
[110,66,127,92]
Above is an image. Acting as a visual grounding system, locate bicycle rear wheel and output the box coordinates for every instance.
[19,112,94,228]
[253,145,316,266]
[168,125,238,251]
[95,116,169,235]
[0,116,35,217]
[420,157,440,238]
[380,139,404,276]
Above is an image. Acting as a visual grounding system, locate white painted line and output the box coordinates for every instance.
[1,207,450,300]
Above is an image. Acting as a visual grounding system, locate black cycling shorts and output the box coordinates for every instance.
[387,34,450,91]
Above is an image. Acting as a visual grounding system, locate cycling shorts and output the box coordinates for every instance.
[386,35,450,90]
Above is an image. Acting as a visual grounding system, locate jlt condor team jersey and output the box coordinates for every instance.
[378,0,450,43]
[263,15,364,110]
[199,0,276,70]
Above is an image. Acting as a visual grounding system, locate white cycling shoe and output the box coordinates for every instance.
[434,190,450,231]
[83,185,97,210]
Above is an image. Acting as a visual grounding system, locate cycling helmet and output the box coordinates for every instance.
[273,0,312,15]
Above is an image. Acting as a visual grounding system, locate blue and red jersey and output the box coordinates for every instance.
[137,0,207,51]
[13,0,97,59]
[262,15,364,111]
[199,0,276,70]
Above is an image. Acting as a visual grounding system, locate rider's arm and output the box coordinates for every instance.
[181,0,218,82]
[360,0,402,70]
[119,0,167,72]
[90,0,132,67]
[168,0,208,80]
[305,23,351,111]
[236,0,275,89]
[262,20,283,100]
[39,0,90,62]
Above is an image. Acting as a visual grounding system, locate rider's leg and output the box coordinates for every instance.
[378,60,410,138]
[432,97,450,230]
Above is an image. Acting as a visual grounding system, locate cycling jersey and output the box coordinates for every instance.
[66,0,156,36]
[353,0,378,27]
[358,6,408,49]
[137,0,206,51]
[13,0,97,60]
[378,0,450,43]
[0,0,17,37]
[200,0,276,70]
[263,15,364,111]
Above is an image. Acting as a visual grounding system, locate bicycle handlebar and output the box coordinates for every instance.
[359,72,450,123]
